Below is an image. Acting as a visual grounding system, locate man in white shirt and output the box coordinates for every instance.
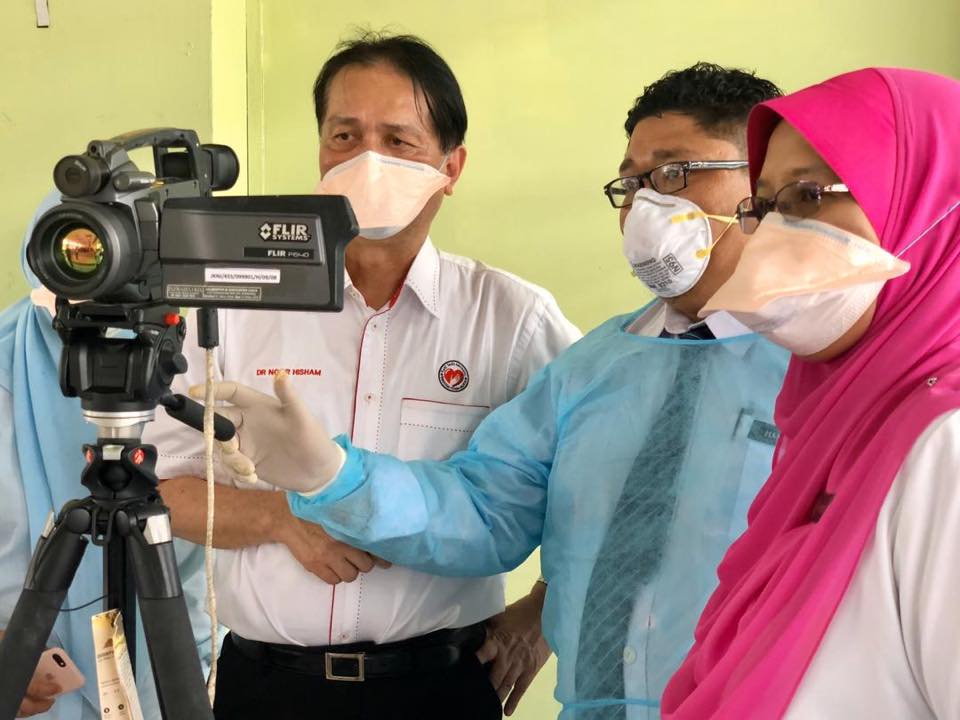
[148,32,580,720]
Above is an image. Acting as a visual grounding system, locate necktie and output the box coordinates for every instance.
[574,337,710,718]
[659,322,716,341]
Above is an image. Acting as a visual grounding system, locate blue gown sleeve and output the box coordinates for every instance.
[289,364,561,577]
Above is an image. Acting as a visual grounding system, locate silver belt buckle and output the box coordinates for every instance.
[325,651,366,682]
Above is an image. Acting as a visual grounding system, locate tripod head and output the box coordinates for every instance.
[53,298,233,439]
[50,298,233,504]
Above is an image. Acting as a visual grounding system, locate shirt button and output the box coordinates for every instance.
[365,393,374,402]
[622,646,637,665]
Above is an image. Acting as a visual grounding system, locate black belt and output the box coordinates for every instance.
[228,623,486,682]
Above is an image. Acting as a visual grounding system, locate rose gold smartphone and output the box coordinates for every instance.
[36,647,86,695]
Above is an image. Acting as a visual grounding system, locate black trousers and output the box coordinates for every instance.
[212,633,503,720]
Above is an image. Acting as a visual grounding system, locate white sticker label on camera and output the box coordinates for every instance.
[205,268,281,284]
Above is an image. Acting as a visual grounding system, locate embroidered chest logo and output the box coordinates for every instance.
[438,360,469,393]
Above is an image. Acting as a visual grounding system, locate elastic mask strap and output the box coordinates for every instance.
[669,211,737,260]
[696,217,737,259]
[896,199,960,259]
[669,210,736,225]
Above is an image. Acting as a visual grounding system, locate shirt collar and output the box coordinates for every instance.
[344,237,441,318]
[662,302,752,339]
[401,237,441,317]
[628,300,754,356]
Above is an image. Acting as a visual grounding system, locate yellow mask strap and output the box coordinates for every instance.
[696,217,737,259]
[669,210,736,225]
[666,210,737,260]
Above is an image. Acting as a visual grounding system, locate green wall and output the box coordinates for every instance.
[0,0,213,301]
[2,2,959,717]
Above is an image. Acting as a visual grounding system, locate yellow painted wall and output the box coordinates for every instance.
[246,2,960,717]
[0,0,213,304]
[212,0,251,196]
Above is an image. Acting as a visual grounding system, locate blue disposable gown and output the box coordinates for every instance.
[291,306,789,717]
[0,192,214,719]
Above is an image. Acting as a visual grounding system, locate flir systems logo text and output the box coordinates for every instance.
[259,222,311,242]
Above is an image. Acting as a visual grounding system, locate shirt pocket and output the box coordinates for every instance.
[397,398,490,461]
[728,412,780,536]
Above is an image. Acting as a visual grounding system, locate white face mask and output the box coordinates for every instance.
[732,280,887,356]
[314,150,450,240]
[621,189,736,298]
[700,213,911,356]
[29,288,88,318]
[29,287,58,316]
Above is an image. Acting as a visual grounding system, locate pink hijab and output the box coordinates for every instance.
[662,68,960,718]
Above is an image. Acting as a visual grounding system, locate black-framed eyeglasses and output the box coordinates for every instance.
[736,180,850,234]
[603,160,748,209]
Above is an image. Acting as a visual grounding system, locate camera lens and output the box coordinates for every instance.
[53,653,67,668]
[28,202,141,301]
[55,226,104,278]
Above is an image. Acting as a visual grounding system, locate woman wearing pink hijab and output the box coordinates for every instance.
[663,67,960,718]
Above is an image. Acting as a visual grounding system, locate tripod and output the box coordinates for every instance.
[0,303,225,720]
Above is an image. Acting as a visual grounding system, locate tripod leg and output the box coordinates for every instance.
[105,529,138,672]
[128,511,213,720]
[0,510,88,720]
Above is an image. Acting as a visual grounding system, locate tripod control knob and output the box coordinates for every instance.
[65,507,91,534]
[159,350,188,378]
[170,352,188,374]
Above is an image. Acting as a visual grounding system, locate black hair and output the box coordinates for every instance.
[624,62,782,149]
[313,31,467,153]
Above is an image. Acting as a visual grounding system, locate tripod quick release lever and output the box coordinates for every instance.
[158,393,235,441]
[158,308,236,439]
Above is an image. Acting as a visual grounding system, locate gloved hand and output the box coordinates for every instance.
[188,372,345,494]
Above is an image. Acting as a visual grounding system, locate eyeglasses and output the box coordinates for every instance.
[603,160,748,208]
[736,180,850,234]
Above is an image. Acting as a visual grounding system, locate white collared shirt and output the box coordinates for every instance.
[787,409,960,719]
[145,238,580,646]
[627,300,753,341]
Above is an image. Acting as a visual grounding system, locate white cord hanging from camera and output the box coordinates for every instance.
[202,348,219,705]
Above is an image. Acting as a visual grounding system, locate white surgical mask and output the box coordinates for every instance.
[314,150,450,240]
[29,287,58,316]
[732,281,887,356]
[29,288,88,319]
[622,189,736,298]
[700,213,911,356]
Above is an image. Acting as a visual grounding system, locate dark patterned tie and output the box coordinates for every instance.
[574,335,710,718]
[659,323,716,341]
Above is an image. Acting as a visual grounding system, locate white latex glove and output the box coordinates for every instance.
[188,373,345,493]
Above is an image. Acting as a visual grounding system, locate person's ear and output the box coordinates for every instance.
[441,146,467,197]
